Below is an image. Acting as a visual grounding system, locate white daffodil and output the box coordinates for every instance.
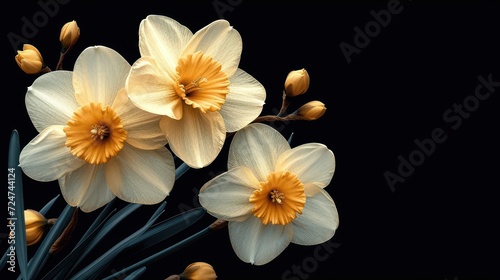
[126,15,266,169]
[198,123,339,265]
[19,45,175,213]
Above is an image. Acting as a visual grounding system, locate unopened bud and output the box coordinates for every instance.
[179,262,217,280]
[296,101,326,120]
[15,44,45,74]
[25,209,50,246]
[284,68,310,98]
[60,20,80,52]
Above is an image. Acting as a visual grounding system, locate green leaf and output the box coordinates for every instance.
[123,267,147,280]
[0,194,59,272]
[40,204,118,280]
[124,207,206,252]
[70,202,166,280]
[73,203,141,267]
[8,130,28,280]
[102,225,213,280]
[38,195,60,216]
[23,204,76,280]
[74,197,117,248]
[175,162,190,180]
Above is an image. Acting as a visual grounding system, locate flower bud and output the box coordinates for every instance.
[296,100,326,120]
[25,209,48,246]
[15,44,45,74]
[284,68,310,98]
[60,20,80,52]
[179,262,217,280]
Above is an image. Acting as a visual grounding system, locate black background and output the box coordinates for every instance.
[2,1,499,279]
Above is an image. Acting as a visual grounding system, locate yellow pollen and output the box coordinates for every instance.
[183,77,208,93]
[249,171,306,225]
[175,51,230,113]
[63,102,127,165]
[90,124,110,141]
[270,189,285,204]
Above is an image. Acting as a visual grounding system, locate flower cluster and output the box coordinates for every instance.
[9,14,338,279]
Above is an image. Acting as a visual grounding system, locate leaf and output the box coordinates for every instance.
[61,202,140,278]
[123,267,147,280]
[69,202,166,280]
[8,130,28,280]
[124,207,206,252]
[24,203,76,280]
[75,197,117,248]
[102,225,213,280]
[39,206,118,280]
[0,194,59,272]
[38,195,60,216]
[49,207,79,255]
[175,161,190,180]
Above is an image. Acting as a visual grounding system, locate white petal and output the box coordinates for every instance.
[112,89,167,150]
[139,15,192,72]
[229,216,293,265]
[183,20,242,77]
[199,166,258,222]
[19,126,85,182]
[106,144,175,205]
[228,123,289,181]
[161,105,225,168]
[73,46,131,106]
[291,186,339,245]
[26,71,78,132]
[59,164,115,213]
[277,143,335,188]
[126,57,182,118]
[221,69,266,132]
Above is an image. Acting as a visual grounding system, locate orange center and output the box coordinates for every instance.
[63,102,127,165]
[175,51,230,113]
[249,171,306,225]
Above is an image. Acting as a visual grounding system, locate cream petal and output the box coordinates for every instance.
[127,57,183,119]
[59,164,115,213]
[183,20,242,77]
[291,186,339,245]
[160,105,225,168]
[106,144,175,205]
[228,123,290,181]
[199,166,259,222]
[277,143,335,188]
[221,69,266,132]
[73,46,131,106]
[26,70,78,132]
[19,125,85,182]
[112,89,167,150]
[229,216,293,265]
[139,15,192,72]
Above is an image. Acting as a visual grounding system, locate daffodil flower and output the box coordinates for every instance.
[198,123,339,265]
[126,15,266,168]
[19,46,175,213]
